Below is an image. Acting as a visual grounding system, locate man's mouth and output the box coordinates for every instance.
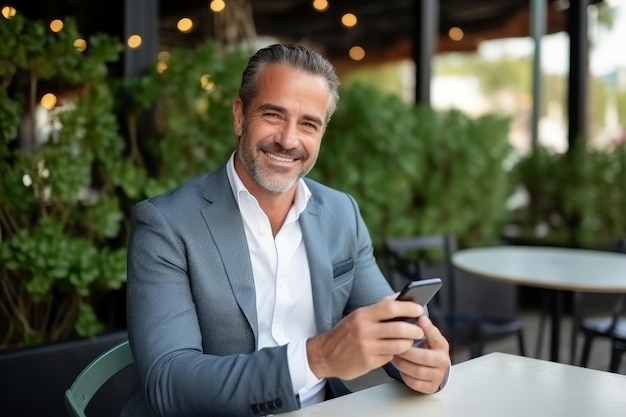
[264,151,298,162]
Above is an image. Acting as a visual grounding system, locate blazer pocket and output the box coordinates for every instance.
[332,259,354,280]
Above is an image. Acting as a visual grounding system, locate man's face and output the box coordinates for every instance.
[232,64,331,194]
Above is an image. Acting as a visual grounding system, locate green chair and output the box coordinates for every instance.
[65,340,134,417]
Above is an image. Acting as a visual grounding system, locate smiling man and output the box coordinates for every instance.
[122,44,450,417]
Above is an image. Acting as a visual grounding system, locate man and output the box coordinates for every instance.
[122,43,450,417]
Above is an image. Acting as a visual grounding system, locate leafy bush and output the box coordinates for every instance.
[312,82,514,248]
[0,15,248,348]
[511,143,626,247]
[0,15,127,347]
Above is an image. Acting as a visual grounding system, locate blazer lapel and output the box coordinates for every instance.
[199,165,259,344]
[300,199,334,333]
[198,165,334,342]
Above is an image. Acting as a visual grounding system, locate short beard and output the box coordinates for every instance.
[238,133,316,193]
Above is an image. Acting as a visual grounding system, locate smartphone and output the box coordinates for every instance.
[396,277,442,306]
[386,278,442,324]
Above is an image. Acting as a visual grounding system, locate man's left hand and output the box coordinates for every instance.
[390,315,451,394]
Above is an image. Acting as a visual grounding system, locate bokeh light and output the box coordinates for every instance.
[210,0,226,12]
[342,13,357,27]
[177,17,193,33]
[1,6,17,19]
[41,93,57,110]
[312,0,329,12]
[50,19,64,32]
[449,27,464,41]
[73,38,87,52]
[127,34,142,49]
[349,46,365,61]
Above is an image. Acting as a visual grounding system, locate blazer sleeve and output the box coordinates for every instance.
[126,199,300,417]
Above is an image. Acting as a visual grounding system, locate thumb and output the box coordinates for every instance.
[417,316,449,351]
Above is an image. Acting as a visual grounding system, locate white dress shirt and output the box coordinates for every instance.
[226,153,326,407]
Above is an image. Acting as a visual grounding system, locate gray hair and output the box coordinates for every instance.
[238,44,341,123]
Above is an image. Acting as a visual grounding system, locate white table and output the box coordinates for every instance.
[452,246,626,362]
[282,353,626,417]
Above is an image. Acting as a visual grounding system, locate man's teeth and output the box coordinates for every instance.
[267,152,294,162]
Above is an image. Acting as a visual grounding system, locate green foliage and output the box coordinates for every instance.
[0,15,127,348]
[311,82,514,248]
[0,14,249,349]
[511,143,626,247]
[124,41,249,188]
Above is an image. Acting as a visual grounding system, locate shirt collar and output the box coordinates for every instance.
[226,152,312,216]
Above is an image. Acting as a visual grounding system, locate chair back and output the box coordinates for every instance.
[65,340,134,417]
[383,234,457,313]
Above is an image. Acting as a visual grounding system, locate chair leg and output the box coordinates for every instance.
[517,329,526,357]
[534,291,549,358]
[570,292,583,365]
[579,333,593,368]
[609,341,625,373]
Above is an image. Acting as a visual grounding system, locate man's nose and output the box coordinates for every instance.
[275,120,299,149]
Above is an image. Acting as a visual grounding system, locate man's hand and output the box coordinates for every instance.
[306,295,426,381]
[391,315,451,394]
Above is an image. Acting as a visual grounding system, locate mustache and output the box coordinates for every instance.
[258,143,308,160]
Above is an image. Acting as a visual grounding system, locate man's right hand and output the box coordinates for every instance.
[306,294,424,380]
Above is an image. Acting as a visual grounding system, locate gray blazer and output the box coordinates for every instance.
[121,163,395,417]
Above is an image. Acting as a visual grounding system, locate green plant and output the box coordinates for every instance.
[119,41,249,192]
[511,143,626,247]
[0,15,128,347]
[311,82,514,248]
[0,13,251,349]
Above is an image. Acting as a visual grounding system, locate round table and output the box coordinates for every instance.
[452,246,626,362]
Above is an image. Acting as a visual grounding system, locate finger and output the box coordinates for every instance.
[377,320,425,342]
[399,370,442,394]
[373,296,424,322]
[392,351,449,394]
[392,354,440,387]
[387,300,425,321]
[417,316,449,352]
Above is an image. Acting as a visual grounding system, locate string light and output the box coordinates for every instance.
[157,51,170,73]
[156,61,168,74]
[210,0,226,12]
[127,34,142,49]
[40,93,57,110]
[341,13,357,28]
[448,27,464,41]
[349,46,365,61]
[158,51,171,62]
[50,19,64,32]
[312,0,328,11]
[177,17,193,33]
[1,6,16,19]
[74,38,87,52]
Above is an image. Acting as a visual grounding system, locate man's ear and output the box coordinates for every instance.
[232,98,244,136]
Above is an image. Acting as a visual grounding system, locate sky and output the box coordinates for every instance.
[479,0,626,76]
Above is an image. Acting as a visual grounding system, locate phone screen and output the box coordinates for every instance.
[396,277,442,306]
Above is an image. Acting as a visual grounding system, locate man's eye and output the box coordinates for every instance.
[303,122,317,130]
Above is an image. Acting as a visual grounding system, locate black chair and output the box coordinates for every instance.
[610,339,626,372]
[575,238,626,372]
[382,234,525,359]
